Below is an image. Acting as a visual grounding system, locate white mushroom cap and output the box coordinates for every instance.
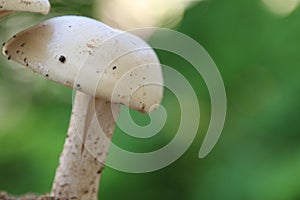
[0,0,50,18]
[2,16,163,113]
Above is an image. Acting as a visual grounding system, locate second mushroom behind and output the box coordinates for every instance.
[0,0,51,18]
[2,16,164,200]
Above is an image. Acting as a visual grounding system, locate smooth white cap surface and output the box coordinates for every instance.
[2,16,164,113]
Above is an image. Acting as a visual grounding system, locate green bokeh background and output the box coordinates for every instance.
[1,0,300,199]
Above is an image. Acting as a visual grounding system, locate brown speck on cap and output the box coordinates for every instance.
[59,55,66,63]
[141,103,146,111]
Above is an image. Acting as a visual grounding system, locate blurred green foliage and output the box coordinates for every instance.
[1,0,300,199]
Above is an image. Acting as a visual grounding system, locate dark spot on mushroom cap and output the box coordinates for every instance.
[20,43,25,47]
[112,66,117,70]
[7,56,11,60]
[23,58,29,66]
[141,103,146,111]
[4,50,8,55]
[45,74,49,77]
[59,55,66,63]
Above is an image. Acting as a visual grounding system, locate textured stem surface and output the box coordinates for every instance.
[51,92,120,200]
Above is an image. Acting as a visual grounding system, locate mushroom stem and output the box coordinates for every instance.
[51,92,120,200]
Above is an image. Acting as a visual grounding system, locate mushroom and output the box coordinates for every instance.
[2,16,163,200]
[0,0,50,18]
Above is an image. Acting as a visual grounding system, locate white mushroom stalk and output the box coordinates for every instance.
[0,0,50,18]
[2,16,163,200]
